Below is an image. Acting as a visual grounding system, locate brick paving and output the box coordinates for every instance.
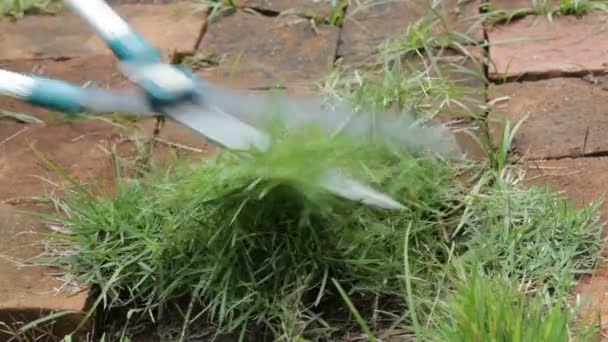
[2,0,608,338]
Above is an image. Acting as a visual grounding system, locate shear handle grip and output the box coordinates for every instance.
[0,69,154,115]
[63,0,198,107]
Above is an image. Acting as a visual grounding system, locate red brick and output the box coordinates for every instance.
[488,78,608,160]
[0,204,90,341]
[0,3,207,60]
[197,10,339,90]
[338,0,483,65]
[488,12,608,79]
[0,120,140,202]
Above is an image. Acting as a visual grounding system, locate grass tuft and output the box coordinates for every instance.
[424,268,598,341]
[41,126,465,340]
[0,0,62,18]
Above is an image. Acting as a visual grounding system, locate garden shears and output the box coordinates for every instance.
[0,0,462,210]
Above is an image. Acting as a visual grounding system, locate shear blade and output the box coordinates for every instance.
[196,82,463,158]
[319,169,405,210]
[162,102,404,210]
[163,102,271,152]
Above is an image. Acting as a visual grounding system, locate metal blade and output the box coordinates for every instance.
[319,169,405,210]
[195,82,463,158]
[162,102,271,151]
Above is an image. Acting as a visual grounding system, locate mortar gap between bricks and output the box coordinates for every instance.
[536,151,608,162]
[489,70,608,84]
[193,10,210,51]
[242,6,280,17]
[332,1,349,64]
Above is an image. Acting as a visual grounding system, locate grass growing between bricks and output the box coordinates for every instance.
[484,0,608,25]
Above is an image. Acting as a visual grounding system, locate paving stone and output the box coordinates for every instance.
[338,0,483,65]
[0,55,130,121]
[487,12,608,80]
[235,0,332,17]
[0,2,207,60]
[0,120,139,202]
[197,10,339,90]
[487,77,608,160]
[0,203,90,341]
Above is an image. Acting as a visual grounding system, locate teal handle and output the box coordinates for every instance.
[108,32,163,63]
[64,0,196,107]
[26,78,85,114]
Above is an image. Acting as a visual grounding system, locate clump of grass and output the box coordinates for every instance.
[558,0,608,15]
[321,50,484,121]
[462,180,604,292]
[40,124,464,340]
[36,117,606,341]
[0,0,62,18]
[198,0,236,20]
[424,268,598,341]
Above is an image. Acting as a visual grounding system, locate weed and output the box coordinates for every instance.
[198,0,236,20]
[320,46,486,122]
[0,110,44,123]
[0,0,62,18]
[302,0,349,26]
[463,180,605,292]
[558,0,608,16]
[484,0,608,25]
[424,268,599,341]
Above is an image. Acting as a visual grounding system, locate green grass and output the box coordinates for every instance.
[463,179,604,292]
[484,0,608,25]
[0,0,62,18]
[423,268,598,341]
[558,0,608,15]
[37,131,465,340]
[29,117,605,341]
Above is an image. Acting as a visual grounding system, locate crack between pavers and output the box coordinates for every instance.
[243,6,281,17]
[480,0,491,116]
[528,151,608,161]
[236,6,343,28]
[332,0,349,64]
[193,7,210,51]
[489,70,608,84]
